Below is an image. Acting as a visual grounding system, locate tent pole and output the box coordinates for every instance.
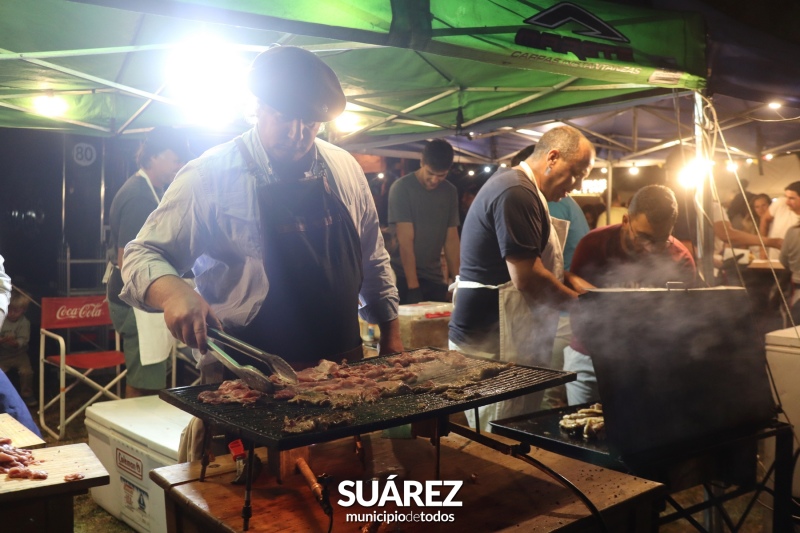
[693,92,715,285]
[605,162,613,226]
[99,138,106,244]
[61,133,66,243]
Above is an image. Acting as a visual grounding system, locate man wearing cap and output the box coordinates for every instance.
[120,46,402,372]
[107,127,191,397]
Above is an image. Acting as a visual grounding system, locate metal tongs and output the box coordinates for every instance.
[206,328,298,392]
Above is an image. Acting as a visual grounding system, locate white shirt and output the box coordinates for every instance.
[767,197,800,260]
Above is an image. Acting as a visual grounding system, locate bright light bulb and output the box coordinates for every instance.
[769,102,782,109]
[764,153,774,161]
[600,167,608,174]
[167,35,250,127]
[468,170,475,176]
[484,166,492,173]
[334,111,363,133]
[678,159,712,189]
[726,161,738,172]
[628,166,640,176]
[500,163,507,168]
[33,95,68,117]
[377,173,385,179]
[746,158,754,165]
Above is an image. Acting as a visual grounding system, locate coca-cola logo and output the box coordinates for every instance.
[56,303,104,320]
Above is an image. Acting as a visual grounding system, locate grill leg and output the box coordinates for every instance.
[242,441,255,531]
[199,422,213,482]
[473,408,480,434]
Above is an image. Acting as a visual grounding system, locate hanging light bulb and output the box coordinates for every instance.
[33,93,68,117]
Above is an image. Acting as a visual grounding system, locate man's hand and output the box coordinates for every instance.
[145,275,222,354]
[406,287,424,304]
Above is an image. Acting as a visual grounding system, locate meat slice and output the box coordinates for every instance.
[64,473,85,482]
[197,380,263,405]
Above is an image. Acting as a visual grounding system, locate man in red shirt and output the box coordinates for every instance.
[566,184,697,405]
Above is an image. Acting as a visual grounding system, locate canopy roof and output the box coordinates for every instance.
[0,0,706,140]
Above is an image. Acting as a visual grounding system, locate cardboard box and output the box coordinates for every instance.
[86,396,194,533]
[398,302,453,349]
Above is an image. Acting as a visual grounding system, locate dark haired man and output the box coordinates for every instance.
[388,139,460,303]
[107,126,191,397]
[121,46,402,375]
[566,185,697,405]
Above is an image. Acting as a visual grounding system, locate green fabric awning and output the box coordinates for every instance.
[0,0,706,140]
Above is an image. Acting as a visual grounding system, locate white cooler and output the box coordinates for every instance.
[85,396,194,533]
[764,326,800,498]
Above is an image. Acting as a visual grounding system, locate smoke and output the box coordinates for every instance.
[571,287,774,457]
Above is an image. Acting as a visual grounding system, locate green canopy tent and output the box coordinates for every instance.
[0,0,706,138]
[0,0,714,291]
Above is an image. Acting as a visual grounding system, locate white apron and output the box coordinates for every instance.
[133,170,174,366]
[453,164,567,431]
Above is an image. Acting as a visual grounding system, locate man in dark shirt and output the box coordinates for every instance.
[107,127,190,398]
[566,184,697,405]
[449,126,595,430]
[388,139,460,303]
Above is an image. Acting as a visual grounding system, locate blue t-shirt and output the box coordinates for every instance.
[548,195,590,270]
[449,168,548,347]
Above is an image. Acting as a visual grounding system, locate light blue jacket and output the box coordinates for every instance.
[121,127,398,332]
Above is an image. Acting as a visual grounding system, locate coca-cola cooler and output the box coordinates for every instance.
[86,396,193,533]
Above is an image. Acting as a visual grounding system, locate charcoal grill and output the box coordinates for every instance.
[160,348,574,531]
[490,287,794,532]
[160,349,573,450]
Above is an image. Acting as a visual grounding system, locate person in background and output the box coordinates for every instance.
[566,185,697,405]
[458,182,481,234]
[760,182,800,260]
[779,217,800,325]
[582,203,600,229]
[388,139,460,304]
[0,256,41,437]
[0,289,34,406]
[107,127,191,398]
[727,180,756,229]
[449,126,595,430]
[741,193,771,234]
[121,45,402,375]
[596,189,627,227]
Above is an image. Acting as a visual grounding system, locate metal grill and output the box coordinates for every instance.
[160,353,573,450]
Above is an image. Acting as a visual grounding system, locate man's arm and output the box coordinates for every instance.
[713,220,782,249]
[377,319,403,355]
[395,222,420,288]
[144,274,222,354]
[506,255,579,309]
[443,226,460,282]
[759,209,774,238]
[564,270,594,293]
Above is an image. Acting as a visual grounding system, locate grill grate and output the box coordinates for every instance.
[160,351,573,450]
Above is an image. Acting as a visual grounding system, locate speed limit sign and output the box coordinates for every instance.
[73,142,97,167]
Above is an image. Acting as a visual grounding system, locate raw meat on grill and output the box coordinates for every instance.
[197,350,513,434]
[197,379,263,405]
